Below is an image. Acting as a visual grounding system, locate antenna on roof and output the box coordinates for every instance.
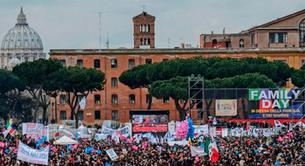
[106,32,109,49]
[142,5,146,12]
[98,12,102,50]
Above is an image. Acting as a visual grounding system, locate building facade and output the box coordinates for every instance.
[200,9,305,49]
[0,7,45,70]
[50,10,305,125]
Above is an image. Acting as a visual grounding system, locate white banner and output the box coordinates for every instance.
[100,126,131,137]
[17,141,49,165]
[168,140,188,146]
[215,99,237,116]
[209,127,216,137]
[22,123,49,141]
[190,146,205,157]
[194,125,209,136]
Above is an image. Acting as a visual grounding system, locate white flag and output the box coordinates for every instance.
[79,97,86,110]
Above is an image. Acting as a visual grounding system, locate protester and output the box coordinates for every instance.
[0,122,305,165]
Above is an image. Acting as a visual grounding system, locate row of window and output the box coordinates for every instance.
[59,110,119,121]
[139,24,150,32]
[140,38,151,46]
[60,58,155,69]
[59,94,170,105]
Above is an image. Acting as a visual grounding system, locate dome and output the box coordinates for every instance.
[1,7,43,50]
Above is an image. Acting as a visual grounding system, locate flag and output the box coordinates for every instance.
[209,141,219,163]
[274,120,283,128]
[204,137,211,155]
[79,97,86,110]
[3,126,15,138]
[188,138,192,146]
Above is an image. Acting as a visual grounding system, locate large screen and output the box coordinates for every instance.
[131,112,168,133]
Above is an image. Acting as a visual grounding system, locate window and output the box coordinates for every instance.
[163,59,169,61]
[129,94,135,104]
[300,19,305,47]
[94,95,101,104]
[111,110,119,121]
[77,59,83,67]
[78,111,84,121]
[95,110,101,120]
[302,59,305,66]
[111,94,118,104]
[59,60,66,66]
[94,59,100,68]
[146,94,151,104]
[147,24,150,32]
[111,77,118,87]
[60,111,66,120]
[212,39,217,48]
[239,39,244,48]
[145,59,152,64]
[60,95,65,104]
[111,59,118,68]
[147,38,150,45]
[163,97,170,103]
[140,38,143,45]
[269,32,288,43]
[128,59,135,69]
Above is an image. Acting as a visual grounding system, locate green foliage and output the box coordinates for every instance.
[120,57,291,89]
[0,69,24,94]
[52,66,105,93]
[13,59,63,90]
[291,69,305,87]
[150,73,276,101]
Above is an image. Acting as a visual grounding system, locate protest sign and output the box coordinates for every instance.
[106,148,118,161]
[17,141,49,165]
[22,123,49,141]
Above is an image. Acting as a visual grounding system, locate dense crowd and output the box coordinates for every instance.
[0,122,305,166]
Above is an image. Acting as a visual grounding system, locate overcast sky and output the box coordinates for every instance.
[0,0,305,52]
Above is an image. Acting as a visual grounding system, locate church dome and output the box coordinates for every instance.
[1,7,43,50]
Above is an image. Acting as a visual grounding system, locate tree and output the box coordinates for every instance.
[51,66,105,128]
[149,73,276,120]
[12,59,63,124]
[291,69,305,88]
[0,69,37,122]
[120,57,290,119]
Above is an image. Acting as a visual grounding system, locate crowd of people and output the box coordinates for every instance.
[0,121,305,165]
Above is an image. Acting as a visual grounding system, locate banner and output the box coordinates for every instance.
[100,126,131,138]
[22,123,49,141]
[106,148,118,161]
[194,125,209,136]
[248,88,304,118]
[190,146,205,157]
[17,141,49,165]
[215,99,237,116]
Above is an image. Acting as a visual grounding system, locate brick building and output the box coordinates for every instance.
[50,10,305,125]
[200,9,305,49]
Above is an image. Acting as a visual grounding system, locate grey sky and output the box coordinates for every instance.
[0,0,305,52]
